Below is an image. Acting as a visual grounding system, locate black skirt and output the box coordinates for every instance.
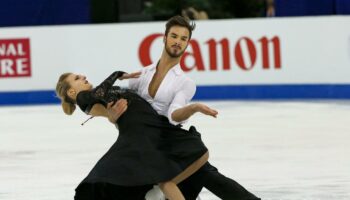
[75,92,208,199]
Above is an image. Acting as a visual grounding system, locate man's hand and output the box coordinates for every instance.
[119,71,141,80]
[106,99,128,123]
[193,103,218,118]
[171,102,218,123]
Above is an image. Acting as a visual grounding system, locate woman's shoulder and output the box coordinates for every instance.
[76,90,92,114]
[76,90,91,104]
[76,89,107,114]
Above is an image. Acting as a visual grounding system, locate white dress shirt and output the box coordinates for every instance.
[129,63,196,125]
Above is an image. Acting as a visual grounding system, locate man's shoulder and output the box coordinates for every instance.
[142,64,156,72]
[177,74,196,90]
[184,76,196,86]
[173,64,184,76]
[176,69,194,83]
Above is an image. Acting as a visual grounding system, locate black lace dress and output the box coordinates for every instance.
[74,71,208,199]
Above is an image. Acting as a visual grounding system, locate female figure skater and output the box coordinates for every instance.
[56,71,209,200]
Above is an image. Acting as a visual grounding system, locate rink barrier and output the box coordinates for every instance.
[1,84,350,106]
[194,84,350,99]
[0,90,59,105]
[1,17,350,105]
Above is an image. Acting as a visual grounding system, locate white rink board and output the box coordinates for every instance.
[0,16,350,92]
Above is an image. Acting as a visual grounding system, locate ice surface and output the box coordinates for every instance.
[1,101,350,200]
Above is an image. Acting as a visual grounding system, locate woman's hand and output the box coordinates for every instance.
[119,71,141,80]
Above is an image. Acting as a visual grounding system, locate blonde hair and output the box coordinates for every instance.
[55,73,76,115]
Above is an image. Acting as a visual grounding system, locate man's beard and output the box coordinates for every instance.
[165,42,186,58]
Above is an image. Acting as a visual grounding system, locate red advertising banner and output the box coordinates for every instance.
[0,38,31,78]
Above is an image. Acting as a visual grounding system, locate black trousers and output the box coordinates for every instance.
[74,183,152,200]
[178,162,261,200]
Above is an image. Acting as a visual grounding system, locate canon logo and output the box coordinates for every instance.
[139,34,281,72]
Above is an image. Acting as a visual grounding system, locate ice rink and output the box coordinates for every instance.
[1,100,350,200]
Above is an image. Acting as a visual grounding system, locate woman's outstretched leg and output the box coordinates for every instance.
[173,151,209,184]
[159,181,185,200]
[158,151,209,200]
[159,152,209,200]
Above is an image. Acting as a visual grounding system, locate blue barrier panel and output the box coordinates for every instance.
[194,84,350,100]
[0,0,90,27]
[335,0,350,14]
[0,90,59,105]
[1,84,350,106]
[275,0,334,16]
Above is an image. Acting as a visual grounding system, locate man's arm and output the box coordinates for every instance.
[167,78,218,125]
[171,103,218,122]
[106,99,128,123]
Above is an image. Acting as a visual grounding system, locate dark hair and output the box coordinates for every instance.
[165,15,196,39]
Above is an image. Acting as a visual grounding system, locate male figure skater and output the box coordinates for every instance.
[108,15,260,200]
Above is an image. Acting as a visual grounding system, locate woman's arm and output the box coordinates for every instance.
[88,104,108,117]
[77,71,129,121]
[93,71,126,99]
[76,71,125,114]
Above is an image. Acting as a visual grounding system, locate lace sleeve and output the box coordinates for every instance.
[92,71,125,99]
[76,90,104,114]
[76,71,125,114]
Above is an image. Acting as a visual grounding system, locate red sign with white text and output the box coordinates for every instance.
[0,38,31,78]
